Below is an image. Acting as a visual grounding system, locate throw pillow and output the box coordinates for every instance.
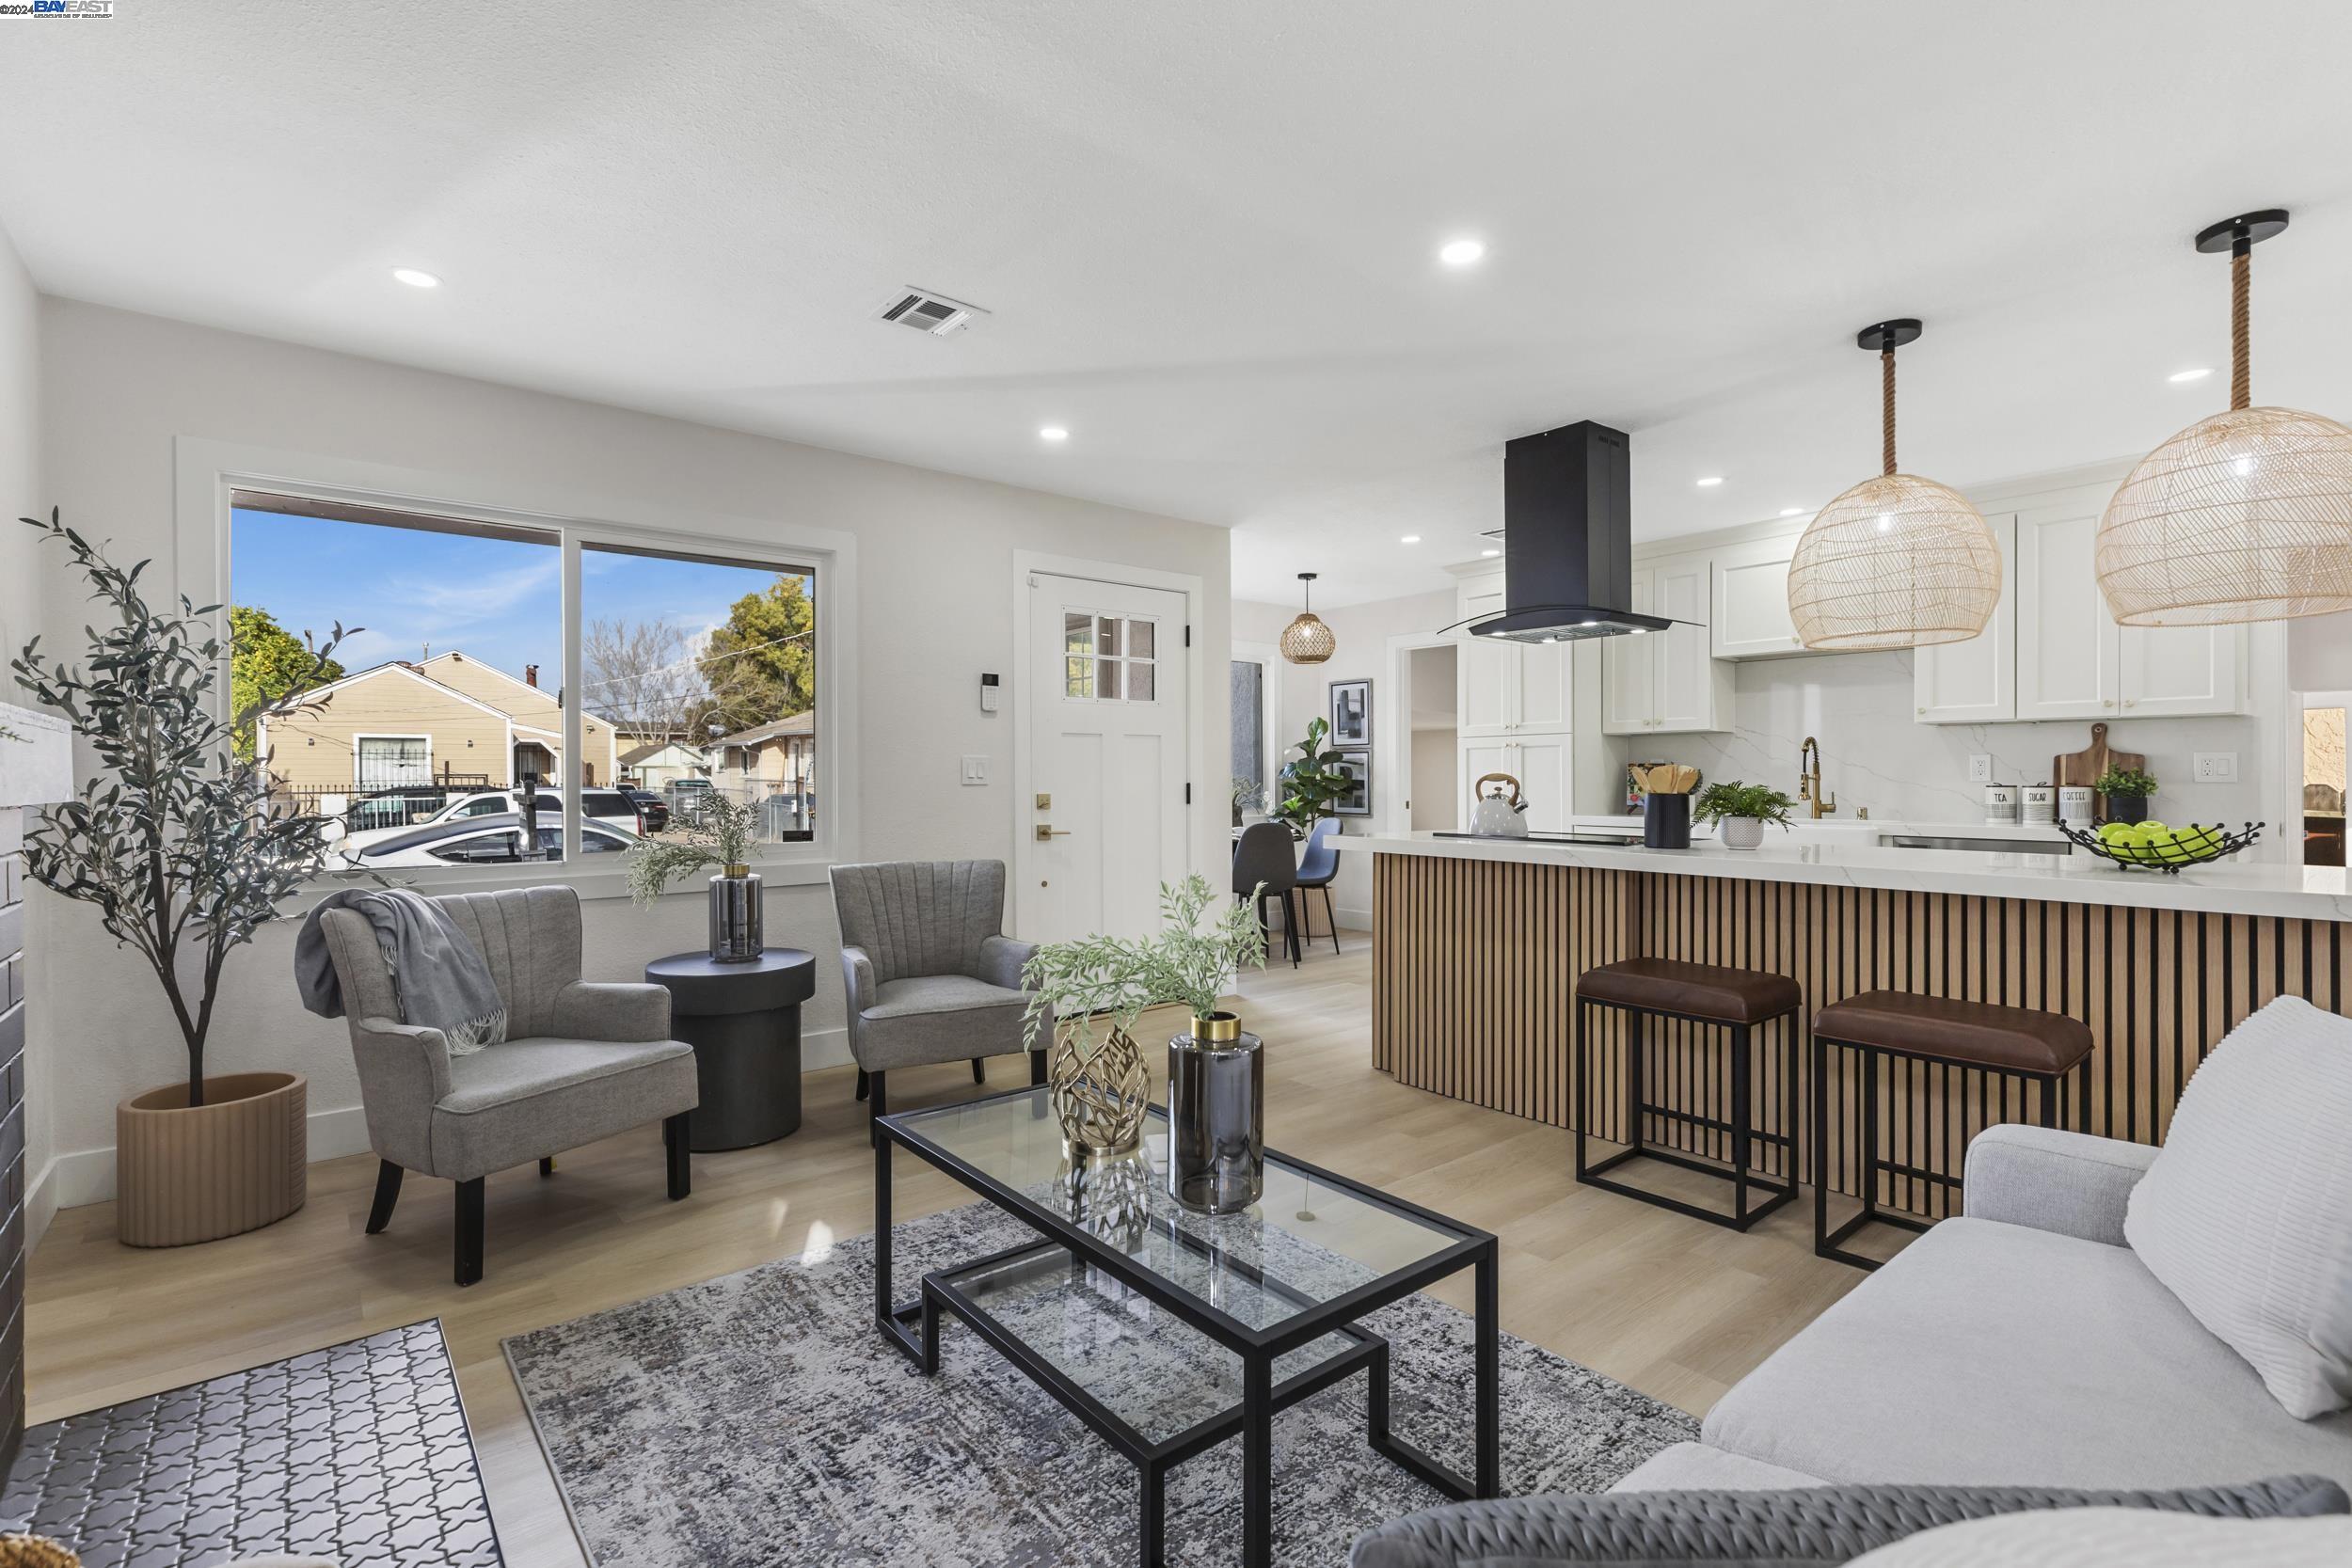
[2124,994,2352,1418]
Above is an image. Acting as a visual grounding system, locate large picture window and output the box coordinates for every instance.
[229,487,821,872]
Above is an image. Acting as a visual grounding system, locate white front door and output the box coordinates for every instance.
[1022,574,1190,943]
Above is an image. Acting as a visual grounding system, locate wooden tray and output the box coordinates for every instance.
[2052,721,2145,824]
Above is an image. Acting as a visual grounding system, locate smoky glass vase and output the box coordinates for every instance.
[707,865,764,962]
[1167,1013,1263,1214]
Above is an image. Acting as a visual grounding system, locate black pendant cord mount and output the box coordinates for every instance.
[1854,319,1923,476]
[2195,209,2289,257]
[1296,571,1317,610]
[1854,318,1923,354]
[2193,209,2288,412]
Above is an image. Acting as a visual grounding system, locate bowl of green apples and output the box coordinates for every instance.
[2058,819,2265,873]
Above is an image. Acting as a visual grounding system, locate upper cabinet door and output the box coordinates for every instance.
[1915,513,2018,724]
[1515,633,1572,732]
[1601,569,1657,735]
[1651,554,1728,733]
[2015,510,2121,721]
[2120,622,2245,717]
[1711,539,1809,659]
[1456,581,1515,737]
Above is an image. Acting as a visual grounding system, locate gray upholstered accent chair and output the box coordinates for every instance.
[318,885,699,1287]
[828,860,1047,1121]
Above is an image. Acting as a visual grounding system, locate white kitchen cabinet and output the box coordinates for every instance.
[1914,514,2019,723]
[1457,735,1571,832]
[1710,538,1810,659]
[1602,554,1731,735]
[2014,509,2244,721]
[1454,575,1573,737]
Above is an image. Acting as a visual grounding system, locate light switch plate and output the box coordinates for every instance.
[2193,751,2239,783]
[1967,754,1994,784]
[961,754,989,785]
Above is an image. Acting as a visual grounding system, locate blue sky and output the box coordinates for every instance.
[230,507,807,702]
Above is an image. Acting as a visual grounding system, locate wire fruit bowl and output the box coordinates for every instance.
[2056,821,2265,874]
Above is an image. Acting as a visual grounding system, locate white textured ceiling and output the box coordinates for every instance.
[7,2,2352,608]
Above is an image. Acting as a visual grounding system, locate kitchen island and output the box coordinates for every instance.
[1343,832,2349,1218]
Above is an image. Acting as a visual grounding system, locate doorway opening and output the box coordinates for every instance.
[1408,644,1459,830]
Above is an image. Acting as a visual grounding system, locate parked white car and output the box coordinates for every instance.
[342,813,641,868]
[330,787,642,863]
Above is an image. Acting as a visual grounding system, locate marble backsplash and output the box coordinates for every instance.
[1655,650,2269,827]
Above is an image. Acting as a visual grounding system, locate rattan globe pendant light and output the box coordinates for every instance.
[2097,210,2352,626]
[1788,320,2003,650]
[1280,571,1335,664]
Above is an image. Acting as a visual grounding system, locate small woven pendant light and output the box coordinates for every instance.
[2097,210,2352,626]
[1788,320,2003,650]
[1280,571,1335,664]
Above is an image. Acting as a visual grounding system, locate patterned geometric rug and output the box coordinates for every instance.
[506,1203,1696,1568]
[1,1319,502,1566]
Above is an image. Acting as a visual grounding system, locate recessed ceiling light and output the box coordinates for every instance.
[391,267,440,289]
[2168,367,2214,383]
[1039,426,1070,442]
[1400,534,1422,545]
[1480,547,1501,558]
[1696,476,1724,488]
[1780,507,1805,517]
[1438,238,1486,267]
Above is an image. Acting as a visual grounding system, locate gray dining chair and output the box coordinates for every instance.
[829,860,1049,1123]
[1295,816,1343,957]
[1232,821,1301,967]
[317,885,698,1287]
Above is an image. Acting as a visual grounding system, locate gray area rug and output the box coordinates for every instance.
[506,1202,1695,1567]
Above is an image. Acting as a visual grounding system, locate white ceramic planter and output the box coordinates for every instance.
[1721,816,1766,851]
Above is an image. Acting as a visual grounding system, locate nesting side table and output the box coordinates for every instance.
[644,948,817,1150]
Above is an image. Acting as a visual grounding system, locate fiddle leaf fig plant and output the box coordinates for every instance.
[1274,715,1352,838]
[12,511,355,1107]
[1021,874,1270,1044]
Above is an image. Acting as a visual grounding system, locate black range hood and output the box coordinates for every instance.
[1468,420,1671,643]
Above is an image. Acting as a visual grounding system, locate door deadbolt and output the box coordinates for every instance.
[1035,793,1051,810]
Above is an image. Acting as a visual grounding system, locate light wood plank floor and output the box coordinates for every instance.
[27,932,1861,1565]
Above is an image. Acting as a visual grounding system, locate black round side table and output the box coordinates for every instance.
[645,949,817,1151]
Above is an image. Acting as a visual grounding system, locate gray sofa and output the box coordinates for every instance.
[1353,1122,2352,1564]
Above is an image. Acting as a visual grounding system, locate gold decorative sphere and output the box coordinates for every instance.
[1279,611,1335,664]
[1788,472,2003,650]
[2096,404,2352,626]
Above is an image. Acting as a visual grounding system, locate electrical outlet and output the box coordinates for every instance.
[961,754,989,785]
[2193,751,2238,783]
[1966,754,1994,784]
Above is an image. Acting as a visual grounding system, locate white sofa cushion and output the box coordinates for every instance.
[2124,994,2352,1419]
[1702,1217,2352,1489]
[1849,1507,2352,1568]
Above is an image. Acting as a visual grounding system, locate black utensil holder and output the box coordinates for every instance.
[1644,793,1691,849]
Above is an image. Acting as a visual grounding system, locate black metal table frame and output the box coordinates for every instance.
[1572,994,1803,1232]
[874,1086,1501,1568]
[1811,1031,2089,1271]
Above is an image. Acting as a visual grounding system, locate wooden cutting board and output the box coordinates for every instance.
[2052,722,2145,820]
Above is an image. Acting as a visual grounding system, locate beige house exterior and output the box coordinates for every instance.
[260,652,620,796]
[708,712,815,796]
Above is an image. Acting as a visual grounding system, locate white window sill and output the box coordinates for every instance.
[292,848,840,904]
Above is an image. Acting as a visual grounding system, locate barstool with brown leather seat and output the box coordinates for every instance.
[1574,957,1804,1230]
[1811,990,2094,1270]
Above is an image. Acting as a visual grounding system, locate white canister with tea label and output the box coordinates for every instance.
[2022,784,2058,826]
[1983,783,2018,824]
[2058,785,2096,824]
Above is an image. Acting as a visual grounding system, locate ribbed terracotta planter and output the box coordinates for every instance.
[115,1071,307,1247]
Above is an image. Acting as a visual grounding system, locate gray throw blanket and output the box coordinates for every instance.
[294,889,509,1053]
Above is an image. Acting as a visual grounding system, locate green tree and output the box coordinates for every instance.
[230,605,344,763]
[698,575,814,731]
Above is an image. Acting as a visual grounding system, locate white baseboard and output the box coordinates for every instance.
[35,1029,859,1221]
[1337,904,1375,931]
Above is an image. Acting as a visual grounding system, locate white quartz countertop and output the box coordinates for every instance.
[1335,830,2347,921]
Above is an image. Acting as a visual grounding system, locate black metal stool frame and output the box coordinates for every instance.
[1810,1030,2089,1271]
[1574,993,1802,1232]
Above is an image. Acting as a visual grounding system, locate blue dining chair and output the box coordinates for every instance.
[1295,817,1342,957]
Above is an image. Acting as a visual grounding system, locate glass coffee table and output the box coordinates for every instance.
[874,1086,1499,1568]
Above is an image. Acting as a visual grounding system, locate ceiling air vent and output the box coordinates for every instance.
[874,287,988,337]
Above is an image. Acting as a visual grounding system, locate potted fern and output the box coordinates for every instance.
[1693,781,1795,850]
[2094,765,2158,826]
[1022,875,1270,1210]
[13,513,352,1246]
[622,790,767,959]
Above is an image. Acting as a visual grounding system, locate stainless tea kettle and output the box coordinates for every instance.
[1470,772,1531,838]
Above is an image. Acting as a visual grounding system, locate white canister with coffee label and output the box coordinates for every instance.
[2058,785,2096,824]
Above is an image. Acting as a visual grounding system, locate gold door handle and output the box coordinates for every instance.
[1035,825,1072,840]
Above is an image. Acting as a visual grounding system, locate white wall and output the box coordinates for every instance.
[0,227,45,1237]
[1233,588,1454,925]
[27,298,1231,1216]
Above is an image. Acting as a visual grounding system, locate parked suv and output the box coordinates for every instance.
[623,788,670,833]
[665,777,716,824]
[331,787,640,863]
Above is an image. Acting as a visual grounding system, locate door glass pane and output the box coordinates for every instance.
[1097,658,1123,701]
[1128,620,1156,659]
[1098,616,1121,657]
[1065,612,1094,656]
[1128,661,1155,702]
[1230,660,1263,791]
[1065,657,1094,699]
